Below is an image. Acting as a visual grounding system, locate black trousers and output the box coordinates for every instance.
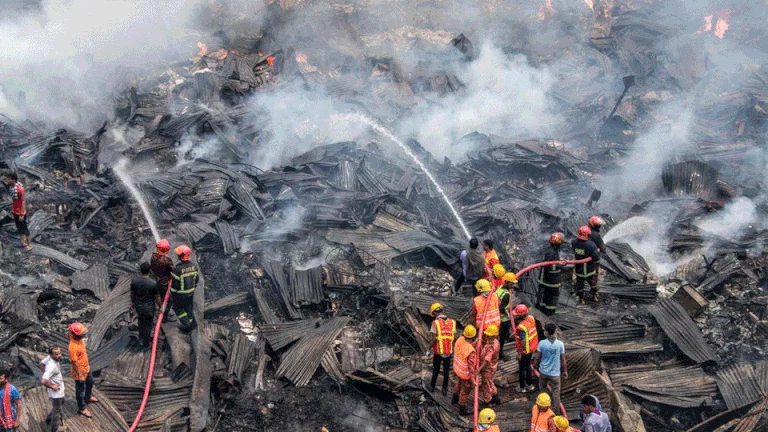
[46,397,64,432]
[136,309,155,348]
[13,214,29,236]
[541,285,560,315]
[518,353,533,387]
[499,320,511,355]
[430,355,452,389]
[75,373,94,410]
[172,292,196,331]
[575,274,599,298]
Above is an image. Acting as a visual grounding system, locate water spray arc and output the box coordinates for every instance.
[344,113,471,239]
[113,158,161,242]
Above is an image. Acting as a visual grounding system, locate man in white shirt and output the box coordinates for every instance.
[40,347,65,432]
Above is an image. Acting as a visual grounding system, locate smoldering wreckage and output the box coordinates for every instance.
[1,0,768,431]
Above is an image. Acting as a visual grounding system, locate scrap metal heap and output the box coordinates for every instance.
[1,0,768,431]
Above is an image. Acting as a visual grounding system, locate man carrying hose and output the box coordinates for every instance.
[171,245,199,333]
[131,262,161,349]
[472,280,501,333]
[538,233,564,315]
[151,239,175,322]
[512,304,538,392]
[571,226,601,305]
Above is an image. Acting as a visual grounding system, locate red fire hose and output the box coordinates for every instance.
[471,257,592,429]
[127,281,172,432]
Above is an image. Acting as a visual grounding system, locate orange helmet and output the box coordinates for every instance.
[157,239,171,254]
[577,226,591,240]
[175,245,192,261]
[69,322,87,337]
[549,232,564,246]
[512,304,529,316]
[588,216,604,229]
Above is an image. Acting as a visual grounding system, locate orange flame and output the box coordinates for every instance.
[215,48,228,60]
[584,0,594,11]
[696,11,731,39]
[696,15,713,34]
[537,0,555,20]
[295,52,308,64]
[196,42,208,57]
[714,16,729,39]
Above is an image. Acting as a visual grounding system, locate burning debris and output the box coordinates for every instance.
[1,0,768,431]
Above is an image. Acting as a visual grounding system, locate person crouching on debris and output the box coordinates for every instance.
[69,322,98,418]
[571,226,601,305]
[0,369,22,432]
[4,172,32,251]
[452,325,478,416]
[539,233,564,316]
[531,392,556,432]
[482,240,499,279]
[553,416,577,432]
[476,408,500,432]
[512,304,538,392]
[455,238,486,296]
[429,303,455,395]
[479,324,500,406]
[472,280,501,333]
[131,262,161,349]
[581,395,612,432]
[151,239,175,322]
[497,271,515,359]
[171,245,199,332]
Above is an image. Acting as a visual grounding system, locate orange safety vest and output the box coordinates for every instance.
[452,336,475,380]
[516,316,539,354]
[475,426,501,432]
[474,293,501,330]
[432,318,456,355]
[530,405,555,432]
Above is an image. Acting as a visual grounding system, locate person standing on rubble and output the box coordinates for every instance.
[472,280,501,332]
[476,408,500,432]
[482,240,500,279]
[539,233,564,316]
[530,392,556,432]
[131,262,161,349]
[3,172,32,251]
[533,323,567,416]
[455,238,487,296]
[40,347,65,432]
[452,325,478,416]
[479,324,501,406]
[171,245,199,332]
[491,264,506,290]
[0,370,21,432]
[151,239,175,322]
[512,304,538,392]
[571,226,601,305]
[428,303,455,395]
[588,216,606,253]
[69,322,98,418]
[496,271,516,359]
[581,395,612,432]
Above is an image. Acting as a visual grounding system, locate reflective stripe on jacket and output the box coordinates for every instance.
[433,318,456,355]
[474,293,501,330]
[495,286,510,322]
[171,262,199,294]
[530,405,555,432]
[516,315,539,354]
[452,336,475,380]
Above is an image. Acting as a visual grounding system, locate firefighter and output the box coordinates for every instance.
[513,304,538,392]
[530,392,556,432]
[588,216,606,252]
[553,416,578,432]
[497,271,515,358]
[150,239,175,322]
[571,226,601,304]
[479,324,501,406]
[539,233,564,315]
[476,408,500,432]
[170,245,199,332]
[472,280,501,332]
[429,303,455,395]
[491,264,506,290]
[452,325,478,416]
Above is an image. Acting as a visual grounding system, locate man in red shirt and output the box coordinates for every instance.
[4,172,31,250]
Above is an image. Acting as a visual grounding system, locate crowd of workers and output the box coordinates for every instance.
[433,217,611,432]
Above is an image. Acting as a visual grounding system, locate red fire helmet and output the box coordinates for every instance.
[69,322,87,337]
[512,304,529,316]
[175,245,192,261]
[549,232,564,246]
[156,238,171,254]
[588,216,605,229]
[577,226,592,240]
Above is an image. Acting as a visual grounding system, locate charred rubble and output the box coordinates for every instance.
[1,0,768,431]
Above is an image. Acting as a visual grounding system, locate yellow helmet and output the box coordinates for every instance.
[484,324,499,337]
[430,302,443,315]
[536,392,552,407]
[478,408,496,425]
[503,272,517,283]
[493,264,506,278]
[553,416,570,431]
[475,279,492,293]
[463,325,477,338]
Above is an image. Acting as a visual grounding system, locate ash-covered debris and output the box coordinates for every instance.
[1,0,768,430]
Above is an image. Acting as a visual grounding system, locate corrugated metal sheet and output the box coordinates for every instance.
[356,159,389,194]
[89,275,132,350]
[227,180,265,221]
[324,229,396,265]
[648,298,717,364]
[662,161,718,197]
[227,332,262,382]
[600,283,658,303]
[251,285,280,324]
[290,266,325,305]
[275,316,351,386]
[28,210,55,240]
[214,220,239,255]
[71,263,110,300]
[716,363,765,410]
[610,362,718,408]
[259,318,323,351]
[31,244,89,271]
[263,261,302,320]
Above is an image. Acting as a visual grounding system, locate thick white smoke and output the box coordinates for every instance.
[697,197,758,240]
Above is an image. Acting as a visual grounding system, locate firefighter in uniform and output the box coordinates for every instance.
[476,408,500,432]
[571,226,601,304]
[151,239,175,322]
[539,232,564,315]
[513,304,538,392]
[530,392,556,432]
[170,245,199,332]
[472,279,501,332]
[495,271,515,357]
[452,325,478,416]
[479,324,501,406]
[429,303,455,395]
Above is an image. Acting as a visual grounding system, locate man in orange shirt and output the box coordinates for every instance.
[68,322,98,418]
[482,240,500,278]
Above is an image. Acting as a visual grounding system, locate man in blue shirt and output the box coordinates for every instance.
[0,370,21,431]
[533,323,567,415]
